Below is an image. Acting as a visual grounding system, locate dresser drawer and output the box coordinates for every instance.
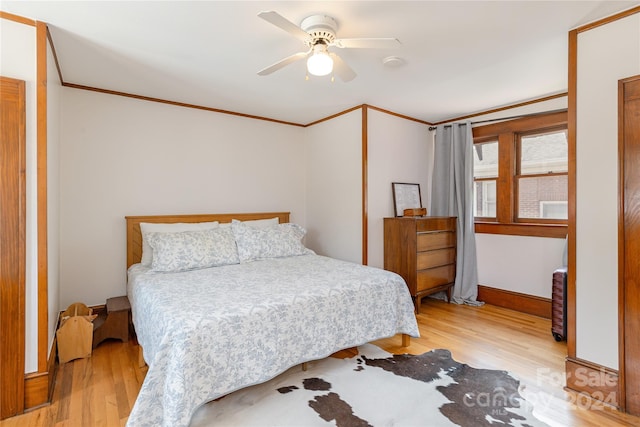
[417,231,455,251]
[416,248,456,270]
[416,265,456,292]
[416,217,455,232]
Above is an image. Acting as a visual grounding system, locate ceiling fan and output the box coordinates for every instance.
[257,11,400,82]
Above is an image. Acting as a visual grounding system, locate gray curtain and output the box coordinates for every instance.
[430,122,483,306]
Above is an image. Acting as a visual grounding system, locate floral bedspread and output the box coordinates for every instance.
[125,254,419,427]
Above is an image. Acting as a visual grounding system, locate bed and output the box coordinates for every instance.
[124,212,419,427]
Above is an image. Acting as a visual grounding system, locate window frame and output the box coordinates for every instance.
[473,178,497,220]
[539,200,569,219]
[515,125,568,224]
[472,110,568,238]
[472,140,499,221]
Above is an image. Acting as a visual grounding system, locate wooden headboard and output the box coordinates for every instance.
[125,212,290,269]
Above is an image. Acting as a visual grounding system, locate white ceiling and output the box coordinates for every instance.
[3,1,639,124]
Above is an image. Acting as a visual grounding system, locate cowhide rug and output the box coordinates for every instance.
[190,344,548,427]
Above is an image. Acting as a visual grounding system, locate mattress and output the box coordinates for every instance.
[126,254,419,427]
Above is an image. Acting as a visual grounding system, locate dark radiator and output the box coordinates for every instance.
[551,267,567,342]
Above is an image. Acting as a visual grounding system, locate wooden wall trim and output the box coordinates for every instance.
[59,81,565,130]
[475,222,568,238]
[0,76,27,419]
[62,82,306,128]
[618,75,627,414]
[23,373,49,410]
[431,92,568,126]
[36,19,49,375]
[477,285,551,319]
[24,317,59,410]
[46,333,58,404]
[46,26,64,85]
[618,74,640,415]
[0,11,36,26]
[565,357,619,409]
[364,104,432,125]
[304,105,363,127]
[567,29,578,360]
[472,110,567,136]
[361,106,368,265]
[575,5,640,34]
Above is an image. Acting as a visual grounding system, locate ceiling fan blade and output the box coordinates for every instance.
[257,51,309,76]
[329,53,357,82]
[258,11,310,43]
[333,38,401,49]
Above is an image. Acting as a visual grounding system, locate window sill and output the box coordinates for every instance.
[475,222,568,238]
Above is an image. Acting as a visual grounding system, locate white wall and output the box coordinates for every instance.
[477,234,565,297]
[367,109,432,269]
[0,18,39,373]
[304,110,362,264]
[466,97,569,298]
[576,12,640,370]
[47,36,61,357]
[60,88,306,307]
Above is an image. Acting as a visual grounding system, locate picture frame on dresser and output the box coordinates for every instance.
[392,182,422,217]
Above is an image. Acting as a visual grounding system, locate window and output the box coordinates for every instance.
[540,201,568,219]
[473,141,498,219]
[472,111,568,238]
[517,129,568,220]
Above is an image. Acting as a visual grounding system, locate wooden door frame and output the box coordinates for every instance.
[0,76,27,419]
[619,73,640,415]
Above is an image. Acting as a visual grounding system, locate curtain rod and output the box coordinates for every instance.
[427,108,567,131]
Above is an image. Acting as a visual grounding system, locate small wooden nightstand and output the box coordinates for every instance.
[93,296,131,348]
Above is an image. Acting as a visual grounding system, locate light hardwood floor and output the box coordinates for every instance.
[3,299,639,427]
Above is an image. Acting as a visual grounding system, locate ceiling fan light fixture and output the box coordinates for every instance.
[258,11,397,81]
[307,44,333,76]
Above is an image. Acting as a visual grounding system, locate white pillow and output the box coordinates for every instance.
[231,220,314,263]
[218,217,280,230]
[140,221,219,266]
[241,217,279,228]
[146,227,239,272]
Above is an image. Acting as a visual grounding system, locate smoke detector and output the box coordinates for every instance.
[383,56,406,68]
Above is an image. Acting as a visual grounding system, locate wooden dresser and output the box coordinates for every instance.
[384,216,457,312]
